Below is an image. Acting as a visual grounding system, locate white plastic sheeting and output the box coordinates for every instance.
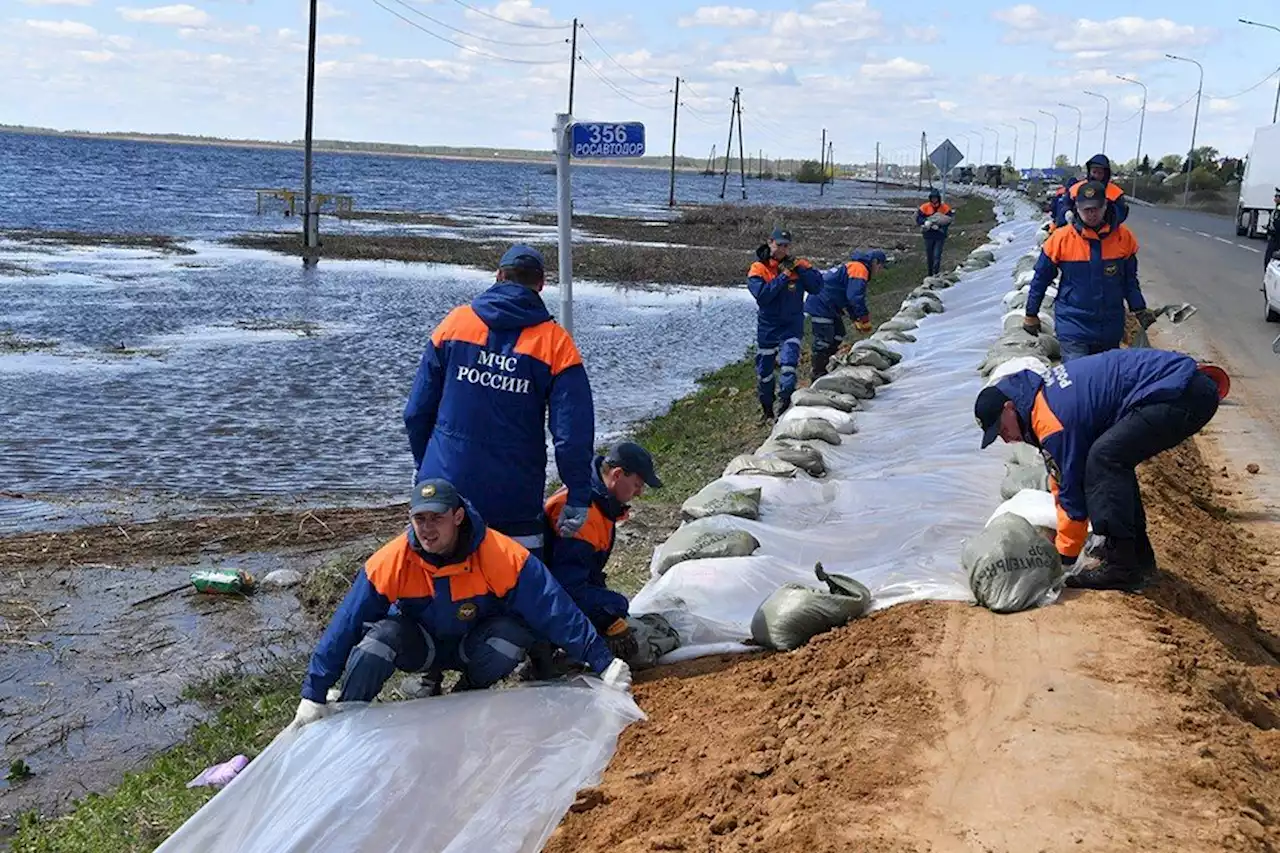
[635,192,1046,662]
[156,682,642,853]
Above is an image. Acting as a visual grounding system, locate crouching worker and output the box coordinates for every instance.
[290,479,631,729]
[545,441,680,669]
[975,349,1220,592]
[804,248,885,378]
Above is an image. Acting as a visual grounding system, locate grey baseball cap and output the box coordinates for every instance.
[410,479,462,515]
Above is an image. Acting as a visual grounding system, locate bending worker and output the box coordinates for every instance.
[915,189,953,276]
[748,228,823,421]
[1024,180,1153,362]
[404,244,594,559]
[291,478,630,728]
[1057,154,1128,227]
[545,441,677,667]
[975,349,1220,592]
[804,248,885,378]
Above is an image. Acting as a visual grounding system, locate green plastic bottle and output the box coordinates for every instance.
[190,569,255,595]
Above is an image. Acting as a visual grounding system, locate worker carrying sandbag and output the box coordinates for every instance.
[975,349,1221,592]
[915,189,953,276]
[748,228,824,421]
[544,441,679,669]
[1062,154,1129,227]
[804,248,886,379]
[290,479,630,730]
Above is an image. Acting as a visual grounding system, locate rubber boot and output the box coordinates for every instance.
[812,350,831,379]
[1065,539,1149,592]
[759,399,774,424]
[776,393,792,417]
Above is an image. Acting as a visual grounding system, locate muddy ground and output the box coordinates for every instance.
[547,436,1280,853]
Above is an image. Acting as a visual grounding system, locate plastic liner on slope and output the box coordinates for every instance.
[156,682,643,853]
[633,193,1046,661]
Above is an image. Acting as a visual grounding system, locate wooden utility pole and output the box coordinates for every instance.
[827,141,834,183]
[705,144,716,175]
[819,128,827,195]
[874,141,880,194]
[302,0,319,257]
[918,131,926,191]
[567,19,578,114]
[735,90,747,199]
[720,88,738,199]
[668,76,679,207]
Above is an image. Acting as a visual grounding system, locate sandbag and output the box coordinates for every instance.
[986,489,1060,532]
[1002,311,1055,336]
[833,364,891,387]
[625,613,681,668]
[757,440,827,477]
[942,271,961,283]
[872,329,916,344]
[852,339,902,365]
[773,416,841,445]
[896,304,929,321]
[1013,268,1035,288]
[905,296,944,315]
[1008,442,1043,467]
[838,347,893,371]
[791,387,859,412]
[962,513,1063,614]
[724,454,799,478]
[652,518,760,576]
[922,275,953,290]
[811,372,875,400]
[1000,461,1050,500]
[682,480,762,521]
[878,316,918,332]
[983,355,1050,388]
[970,248,996,264]
[749,563,872,651]
[778,404,856,435]
[1013,255,1037,277]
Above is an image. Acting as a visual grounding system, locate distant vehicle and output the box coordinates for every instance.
[1265,259,1280,323]
[955,166,976,184]
[1237,124,1280,239]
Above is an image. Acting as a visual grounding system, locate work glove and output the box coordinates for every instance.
[853,315,872,334]
[557,504,590,538]
[776,256,797,275]
[604,618,639,661]
[289,698,329,731]
[1135,309,1157,329]
[755,244,771,263]
[600,658,632,692]
[1022,316,1041,337]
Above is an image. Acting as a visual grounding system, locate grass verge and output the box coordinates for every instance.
[8,195,994,851]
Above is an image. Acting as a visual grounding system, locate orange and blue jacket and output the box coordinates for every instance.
[992,350,1201,559]
[804,255,871,322]
[1025,220,1145,346]
[915,201,953,237]
[748,256,824,339]
[302,499,613,701]
[1057,179,1129,227]
[404,283,594,544]
[544,455,630,631]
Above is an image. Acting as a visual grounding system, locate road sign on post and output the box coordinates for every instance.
[570,122,646,158]
[929,138,964,200]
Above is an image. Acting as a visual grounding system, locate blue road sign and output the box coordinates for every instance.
[570,122,646,158]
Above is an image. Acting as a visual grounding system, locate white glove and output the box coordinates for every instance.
[600,658,632,692]
[289,698,329,730]
[557,504,590,537]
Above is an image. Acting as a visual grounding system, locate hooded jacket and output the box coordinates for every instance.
[302,499,614,701]
[804,251,872,322]
[1060,155,1129,226]
[543,455,631,630]
[747,252,824,340]
[916,198,954,237]
[993,350,1200,558]
[1025,218,1145,346]
[404,283,594,543]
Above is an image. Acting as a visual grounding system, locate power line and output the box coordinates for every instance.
[368,0,565,64]
[388,0,563,46]
[577,55,668,112]
[441,0,571,30]
[1209,66,1280,100]
[580,25,666,88]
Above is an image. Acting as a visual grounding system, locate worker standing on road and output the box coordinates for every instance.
[804,248,885,378]
[1265,187,1280,270]
[404,244,594,560]
[1064,154,1129,226]
[916,189,953,276]
[975,349,1221,592]
[544,441,679,668]
[1024,181,1154,361]
[748,228,824,421]
[290,479,631,729]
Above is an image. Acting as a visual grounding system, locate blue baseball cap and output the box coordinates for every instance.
[770,228,793,245]
[410,479,462,515]
[605,441,662,488]
[498,244,545,272]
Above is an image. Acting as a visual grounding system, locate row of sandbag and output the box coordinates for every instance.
[963,218,1067,614]
[647,237,1010,652]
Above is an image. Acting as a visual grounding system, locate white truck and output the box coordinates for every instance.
[1236,123,1280,239]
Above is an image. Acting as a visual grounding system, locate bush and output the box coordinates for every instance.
[1164,167,1226,194]
[795,160,825,184]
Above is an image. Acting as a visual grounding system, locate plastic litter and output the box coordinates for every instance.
[749,563,872,651]
[191,569,255,595]
[682,480,762,520]
[652,517,761,576]
[187,755,250,789]
[963,513,1063,614]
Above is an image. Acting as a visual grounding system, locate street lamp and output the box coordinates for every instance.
[1116,75,1148,199]
[1239,19,1280,123]
[1001,122,1019,170]
[983,126,1000,167]
[1019,117,1038,172]
[1058,103,1083,167]
[1167,53,1204,208]
[1083,90,1110,155]
[1038,109,1059,173]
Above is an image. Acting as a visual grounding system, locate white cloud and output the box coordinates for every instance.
[992,4,1047,31]
[22,18,98,37]
[678,6,763,28]
[860,57,931,81]
[903,25,939,44]
[117,4,211,27]
[178,24,259,44]
[74,49,116,62]
[317,1,345,20]
[1053,17,1211,53]
[706,58,799,86]
[22,0,95,6]
[1207,98,1239,115]
[462,0,563,29]
[318,33,362,48]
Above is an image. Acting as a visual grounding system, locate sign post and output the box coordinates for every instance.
[554,119,647,336]
[929,138,964,202]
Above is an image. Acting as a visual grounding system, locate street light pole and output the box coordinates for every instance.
[1116,75,1148,199]
[1239,19,1280,123]
[1001,122,1018,170]
[1167,54,1204,208]
[1058,102,1082,167]
[1019,117,1038,171]
[1083,90,1110,155]
[1038,109,1059,173]
[984,126,999,167]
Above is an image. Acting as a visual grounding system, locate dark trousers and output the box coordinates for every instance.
[1084,372,1219,544]
[809,315,845,378]
[1266,229,1278,270]
[1059,339,1118,363]
[924,233,946,277]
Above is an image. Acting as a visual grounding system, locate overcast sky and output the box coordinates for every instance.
[3,0,1279,166]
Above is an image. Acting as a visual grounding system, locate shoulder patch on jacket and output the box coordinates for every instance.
[514,322,583,376]
[431,305,489,347]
